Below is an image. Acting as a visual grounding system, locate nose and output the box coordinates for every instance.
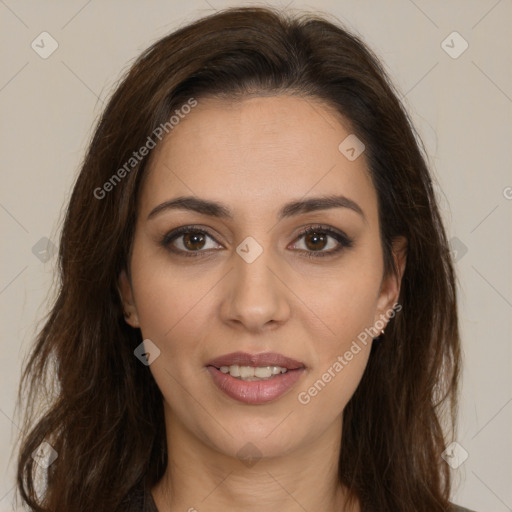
[220,247,291,332]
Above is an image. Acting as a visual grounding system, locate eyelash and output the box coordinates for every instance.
[160,224,354,259]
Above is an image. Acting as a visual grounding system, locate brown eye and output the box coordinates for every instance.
[304,231,328,251]
[291,225,354,258]
[161,226,224,257]
[182,232,206,251]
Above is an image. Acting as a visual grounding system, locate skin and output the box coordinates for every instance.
[119,95,407,512]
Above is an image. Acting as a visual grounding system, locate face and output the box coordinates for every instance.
[119,95,406,461]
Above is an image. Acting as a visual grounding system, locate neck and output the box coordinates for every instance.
[151,408,359,512]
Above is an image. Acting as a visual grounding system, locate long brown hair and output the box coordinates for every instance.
[16,6,460,511]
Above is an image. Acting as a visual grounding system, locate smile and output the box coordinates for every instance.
[206,351,306,404]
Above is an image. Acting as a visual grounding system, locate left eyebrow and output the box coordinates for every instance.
[278,195,366,222]
[147,194,366,222]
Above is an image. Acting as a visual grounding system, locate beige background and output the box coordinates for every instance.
[1,0,511,510]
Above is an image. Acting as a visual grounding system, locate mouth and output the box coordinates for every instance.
[206,351,306,404]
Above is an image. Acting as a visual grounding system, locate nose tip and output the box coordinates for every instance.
[220,249,290,331]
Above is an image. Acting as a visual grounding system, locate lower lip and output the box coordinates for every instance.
[207,366,306,405]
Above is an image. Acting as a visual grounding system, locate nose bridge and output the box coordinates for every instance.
[221,235,290,329]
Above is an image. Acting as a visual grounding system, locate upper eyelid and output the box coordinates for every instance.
[163,225,223,245]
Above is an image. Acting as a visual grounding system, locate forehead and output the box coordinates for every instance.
[140,95,377,222]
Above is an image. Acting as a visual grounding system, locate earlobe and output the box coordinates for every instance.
[118,269,140,328]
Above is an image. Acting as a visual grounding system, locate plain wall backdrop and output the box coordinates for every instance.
[1,0,511,510]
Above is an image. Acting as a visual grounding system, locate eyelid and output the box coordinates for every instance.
[160,224,224,257]
[290,224,354,258]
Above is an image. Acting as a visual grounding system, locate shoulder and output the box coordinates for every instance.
[121,479,159,512]
[123,486,473,512]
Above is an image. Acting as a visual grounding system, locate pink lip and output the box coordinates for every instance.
[206,351,305,370]
[207,366,306,404]
[206,351,306,405]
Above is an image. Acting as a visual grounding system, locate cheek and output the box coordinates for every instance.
[294,252,383,350]
[129,242,222,375]
[297,344,371,420]
[130,231,383,365]
[132,274,209,357]
[291,251,382,413]
[293,268,380,424]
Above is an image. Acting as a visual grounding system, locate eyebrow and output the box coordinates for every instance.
[147,194,366,222]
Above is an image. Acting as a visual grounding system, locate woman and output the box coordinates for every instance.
[16,6,476,512]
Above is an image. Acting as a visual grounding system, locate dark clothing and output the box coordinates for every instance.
[123,479,158,512]
[124,479,477,512]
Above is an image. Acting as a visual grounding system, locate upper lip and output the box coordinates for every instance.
[207,352,305,370]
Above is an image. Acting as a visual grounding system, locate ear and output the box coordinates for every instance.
[118,269,140,328]
[374,236,407,328]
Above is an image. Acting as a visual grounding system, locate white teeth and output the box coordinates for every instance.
[218,365,289,381]
[254,366,271,378]
[229,365,240,377]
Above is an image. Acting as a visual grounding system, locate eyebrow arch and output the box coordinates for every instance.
[147,194,366,222]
